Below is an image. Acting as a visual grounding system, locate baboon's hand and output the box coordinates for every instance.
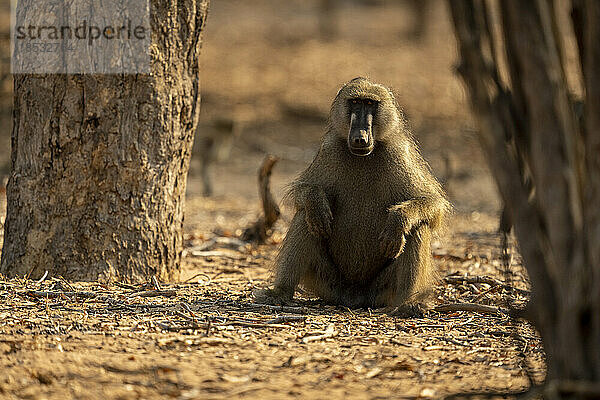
[379,212,409,258]
[253,287,294,306]
[379,230,406,259]
[304,198,333,237]
[389,303,426,318]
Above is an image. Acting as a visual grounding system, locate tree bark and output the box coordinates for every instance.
[0,0,209,282]
[449,0,600,393]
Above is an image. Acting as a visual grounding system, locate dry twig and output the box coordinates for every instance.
[22,291,97,299]
[302,324,338,343]
[434,303,506,315]
[132,290,177,298]
[444,275,530,296]
[246,303,307,314]
[241,155,281,243]
[265,315,307,324]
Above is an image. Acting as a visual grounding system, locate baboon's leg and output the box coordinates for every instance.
[255,211,342,304]
[405,0,430,40]
[367,224,436,314]
[318,0,337,40]
[200,139,215,197]
[201,163,212,197]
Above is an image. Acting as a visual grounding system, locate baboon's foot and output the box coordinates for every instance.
[338,290,368,310]
[389,303,427,318]
[253,288,294,305]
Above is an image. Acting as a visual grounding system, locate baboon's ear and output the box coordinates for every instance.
[386,87,397,103]
[386,88,403,116]
[335,86,343,99]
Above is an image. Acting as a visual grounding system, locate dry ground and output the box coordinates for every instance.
[0,0,546,399]
[0,217,544,400]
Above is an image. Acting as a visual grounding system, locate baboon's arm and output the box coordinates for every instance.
[379,196,446,258]
[285,145,335,237]
[388,196,447,233]
[292,183,333,237]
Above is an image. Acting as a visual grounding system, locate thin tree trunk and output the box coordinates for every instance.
[449,0,600,393]
[0,0,209,282]
[582,0,600,378]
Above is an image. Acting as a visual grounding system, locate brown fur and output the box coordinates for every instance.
[255,78,451,315]
[192,118,239,197]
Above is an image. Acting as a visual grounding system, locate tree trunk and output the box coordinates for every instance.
[449,0,600,395]
[0,0,209,282]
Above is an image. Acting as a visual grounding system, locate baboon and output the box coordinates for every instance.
[404,0,431,40]
[192,118,239,197]
[255,77,451,315]
[318,0,338,40]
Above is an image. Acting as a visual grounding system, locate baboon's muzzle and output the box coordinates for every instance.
[348,108,374,156]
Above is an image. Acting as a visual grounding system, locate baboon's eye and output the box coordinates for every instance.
[352,99,358,104]
[367,100,373,105]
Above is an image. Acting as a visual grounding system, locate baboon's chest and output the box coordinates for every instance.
[327,180,397,283]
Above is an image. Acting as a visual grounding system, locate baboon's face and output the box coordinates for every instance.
[331,78,401,156]
[347,98,377,156]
